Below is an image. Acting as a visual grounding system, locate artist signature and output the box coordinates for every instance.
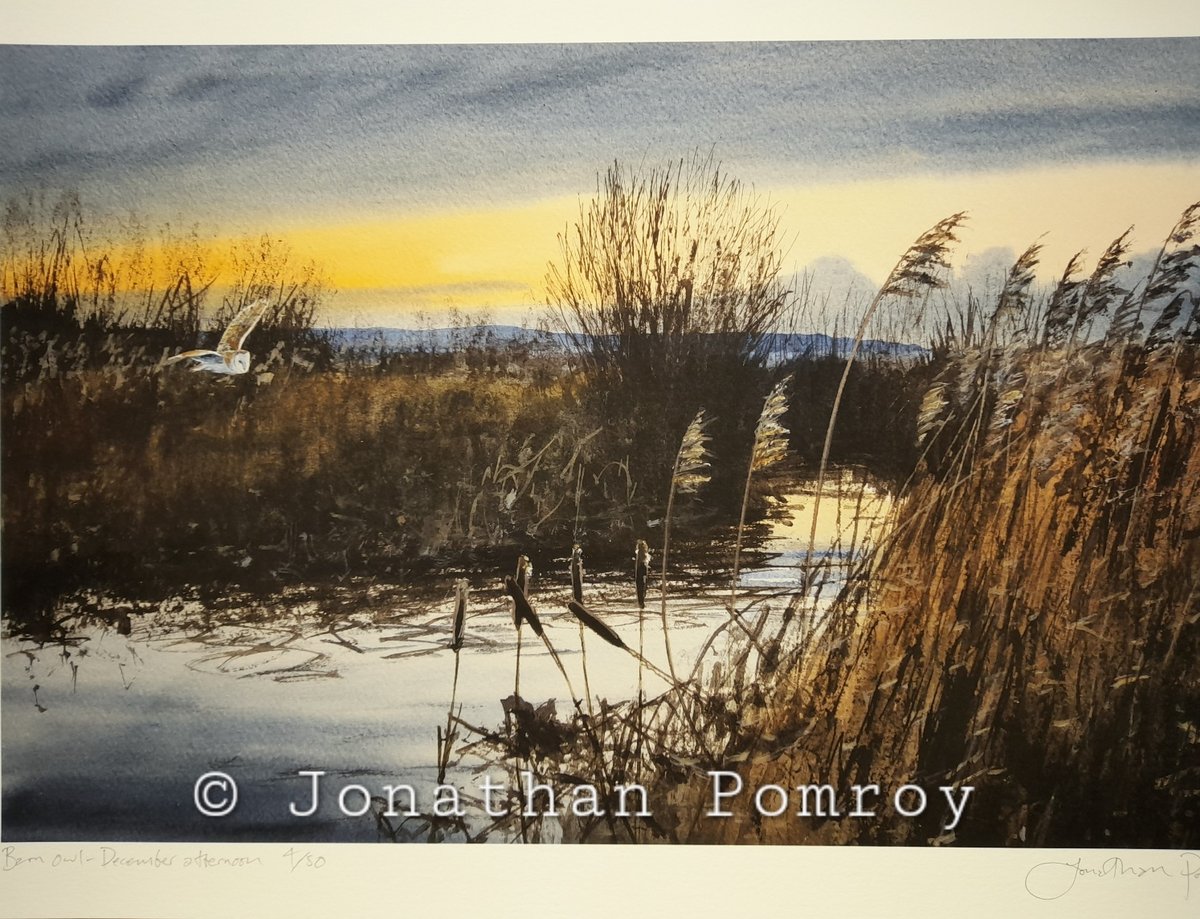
[1025,852,1200,901]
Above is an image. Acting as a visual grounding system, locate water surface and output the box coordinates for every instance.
[1,477,891,842]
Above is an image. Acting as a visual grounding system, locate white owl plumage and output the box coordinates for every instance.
[163,298,272,375]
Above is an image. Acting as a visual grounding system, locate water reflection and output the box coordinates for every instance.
[1,474,892,842]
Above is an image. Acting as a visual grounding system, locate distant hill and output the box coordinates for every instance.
[759,332,928,362]
[327,325,928,363]
[330,325,561,352]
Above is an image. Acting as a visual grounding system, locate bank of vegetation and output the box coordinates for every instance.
[1,164,919,623]
[4,166,1196,848]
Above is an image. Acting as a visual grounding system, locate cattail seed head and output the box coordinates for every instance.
[635,539,650,609]
[504,575,543,638]
[515,554,533,596]
[567,599,626,649]
[450,578,468,651]
[570,544,584,603]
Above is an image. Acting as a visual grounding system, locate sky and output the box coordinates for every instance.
[0,40,1197,327]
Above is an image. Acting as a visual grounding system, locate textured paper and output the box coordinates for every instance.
[3,2,1199,918]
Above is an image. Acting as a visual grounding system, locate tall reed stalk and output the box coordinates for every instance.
[659,409,711,682]
[438,578,468,783]
[570,544,593,715]
[799,214,967,603]
[512,554,532,703]
[635,539,650,703]
[505,573,580,707]
[730,374,792,627]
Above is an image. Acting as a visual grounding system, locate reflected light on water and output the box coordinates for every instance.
[2,474,893,841]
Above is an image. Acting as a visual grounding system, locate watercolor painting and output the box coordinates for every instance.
[2,41,1198,847]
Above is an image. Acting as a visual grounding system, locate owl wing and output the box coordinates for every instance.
[163,349,222,366]
[218,298,272,353]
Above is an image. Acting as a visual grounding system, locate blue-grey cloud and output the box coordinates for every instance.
[0,41,1196,226]
[797,256,876,297]
[954,247,1021,294]
[85,74,148,109]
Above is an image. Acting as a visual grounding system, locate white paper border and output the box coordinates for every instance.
[2,3,1199,918]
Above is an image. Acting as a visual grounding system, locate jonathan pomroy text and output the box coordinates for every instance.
[281,769,974,829]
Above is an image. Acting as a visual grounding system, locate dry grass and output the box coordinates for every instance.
[685,204,1200,846]
[8,189,1196,849]
[1,319,619,628]
[461,203,1200,848]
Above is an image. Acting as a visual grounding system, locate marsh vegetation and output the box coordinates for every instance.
[3,168,1197,847]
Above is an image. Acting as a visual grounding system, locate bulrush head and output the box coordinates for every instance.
[515,554,533,596]
[567,599,625,650]
[635,539,650,610]
[505,575,544,638]
[570,544,584,603]
[450,578,468,652]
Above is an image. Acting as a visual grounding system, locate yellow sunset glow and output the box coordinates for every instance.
[773,160,1199,288]
[279,200,574,294]
[105,160,1197,327]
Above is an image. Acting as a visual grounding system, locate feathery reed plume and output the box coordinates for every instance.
[672,409,713,494]
[749,376,793,473]
[1147,291,1193,349]
[1071,230,1133,345]
[729,374,792,633]
[991,241,1043,330]
[801,213,966,608]
[660,408,712,682]
[1145,201,1200,349]
[984,368,1027,455]
[916,381,949,447]
[1041,251,1087,350]
[881,213,968,301]
[1107,291,1143,348]
[918,243,1043,464]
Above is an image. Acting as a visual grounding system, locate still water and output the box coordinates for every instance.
[1,478,890,842]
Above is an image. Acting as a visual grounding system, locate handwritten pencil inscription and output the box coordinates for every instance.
[1025,852,1200,901]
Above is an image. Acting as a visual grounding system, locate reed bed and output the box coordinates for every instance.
[441,203,1199,848]
[677,202,1200,846]
[7,188,1195,849]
